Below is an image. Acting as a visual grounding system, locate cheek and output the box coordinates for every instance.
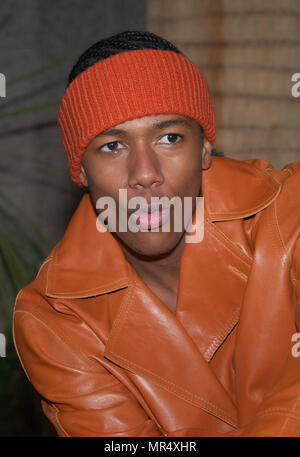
[164,153,202,196]
[84,160,125,202]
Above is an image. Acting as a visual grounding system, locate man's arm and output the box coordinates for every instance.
[13,307,162,437]
[223,236,300,437]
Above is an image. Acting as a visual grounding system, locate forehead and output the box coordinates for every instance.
[96,114,198,137]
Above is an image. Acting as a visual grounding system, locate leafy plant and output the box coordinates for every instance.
[0,189,56,436]
[0,59,68,436]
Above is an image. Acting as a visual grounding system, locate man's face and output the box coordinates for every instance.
[80,114,212,258]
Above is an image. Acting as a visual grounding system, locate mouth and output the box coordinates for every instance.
[129,202,170,231]
[135,209,164,230]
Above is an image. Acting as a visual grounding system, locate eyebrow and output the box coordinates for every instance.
[96,118,193,137]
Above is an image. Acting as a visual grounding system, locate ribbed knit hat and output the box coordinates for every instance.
[57,49,216,186]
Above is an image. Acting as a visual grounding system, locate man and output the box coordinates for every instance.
[13,31,300,437]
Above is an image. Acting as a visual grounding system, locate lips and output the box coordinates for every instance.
[136,209,163,230]
[131,202,170,230]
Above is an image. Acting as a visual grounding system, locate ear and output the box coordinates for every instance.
[79,164,88,187]
[201,137,213,170]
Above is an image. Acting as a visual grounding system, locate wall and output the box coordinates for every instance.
[147,0,300,168]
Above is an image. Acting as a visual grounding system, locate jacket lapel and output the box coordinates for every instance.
[46,192,130,299]
[104,267,238,428]
[175,217,252,362]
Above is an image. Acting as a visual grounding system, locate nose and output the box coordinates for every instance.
[128,142,164,190]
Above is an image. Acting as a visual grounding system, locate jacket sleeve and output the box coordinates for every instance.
[13,306,162,437]
[224,236,300,437]
[225,353,300,437]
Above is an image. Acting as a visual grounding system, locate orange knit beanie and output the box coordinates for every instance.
[57,49,216,186]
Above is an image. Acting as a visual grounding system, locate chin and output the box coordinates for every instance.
[114,230,185,259]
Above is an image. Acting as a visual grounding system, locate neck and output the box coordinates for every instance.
[116,234,186,311]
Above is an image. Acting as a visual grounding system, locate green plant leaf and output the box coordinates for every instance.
[0,189,52,251]
[0,232,31,292]
[0,254,14,321]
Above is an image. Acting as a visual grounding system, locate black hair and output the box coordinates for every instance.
[67,30,182,87]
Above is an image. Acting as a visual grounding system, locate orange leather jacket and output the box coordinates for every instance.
[13,156,300,437]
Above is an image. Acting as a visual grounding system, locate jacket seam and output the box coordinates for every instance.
[14,258,53,308]
[208,222,253,267]
[251,163,283,187]
[38,256,53,277]
[46,248,56,295]
[282,166,294,176]
[48,403,69,437]
[273,199,288,259]
[279,396,300,436]
[291,235,300,286]
[12,317,33,383]
[204,307,240,361]
[228,265,248,282]
[248,211,262,239]
[109,350,237,427]
[267,201,290,268]
[45,279,129,297]
[107,281,135,341]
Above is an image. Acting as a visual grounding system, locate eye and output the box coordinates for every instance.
[158,134,182,145]
[98,141,123,153]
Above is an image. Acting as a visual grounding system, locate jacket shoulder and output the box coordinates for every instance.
[266,161,300,220]
[243,159,300,215]
[244,158,300,189]
[15,254,53,308]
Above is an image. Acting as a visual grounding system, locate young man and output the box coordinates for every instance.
[13,31,300,437]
